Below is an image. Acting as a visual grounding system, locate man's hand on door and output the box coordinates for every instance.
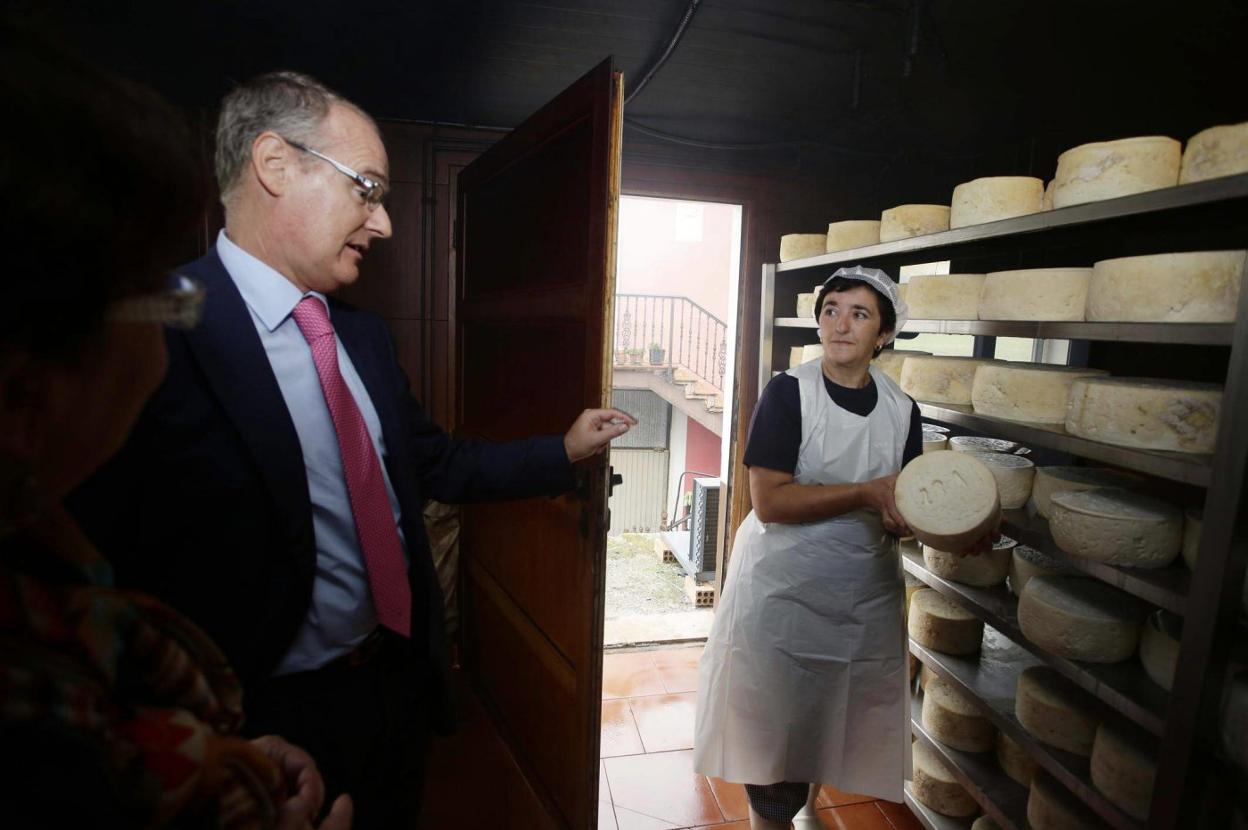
[564,408,637,462]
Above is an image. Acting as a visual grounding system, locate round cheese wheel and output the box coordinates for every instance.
[1091,720,1157,821]
[800,344,824,363]
[873,349,930,385]
[900,355,1000,405]
[923,676,996,751]
[788,346,805,369]
[980,268,1092,321]
[971,816,1001,830]
[1088,250,1245,323]
[880,204,951,241]
[923,433,949,453]
[896,452,1002,552]
[905,571,926,615]
[1048,488,1182,568]
[919,661,938,690]
[779,233,826,262]
[949,176,1045,228]
[1028,771,1104,830]
[912,739,979,818]
[1182,507,1201,570]
[1065,377,1222,454]
[1052,136,1182,208]
[908,588,984,655]
[903,273,987,319]
[922,423,951,434]
[971,362,1107,425]
[962,452,1034,509]
[997,731,1038,788]
[795,291,817,319]
[1018,576,1145,663]
[1009,545,1071,597]
[923,536,1016,587]
[1016,665,1102,756]
[949,436,1020,454]
[1180,122,1248,184]
[1032,466,1139,519]
[826,220,881,252]
[1043,179,1055,211]
[1139,609,1181,692]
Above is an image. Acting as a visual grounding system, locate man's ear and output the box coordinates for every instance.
[251,132,292,198]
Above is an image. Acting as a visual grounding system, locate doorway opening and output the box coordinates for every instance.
[604,195,742,650]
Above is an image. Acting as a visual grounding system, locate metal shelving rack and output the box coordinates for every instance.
[758,174,1248,829]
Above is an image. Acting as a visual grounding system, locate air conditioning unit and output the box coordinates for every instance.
[686,477,721,580]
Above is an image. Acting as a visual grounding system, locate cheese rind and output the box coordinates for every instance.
[1015,665,1101,756]
[1018,576,1145,663]
[922,433,948,454]
[1032,466,1139,519]
[949,176,1045,227]
[908,588,984,655]
[779,233,827,262]
[971,362,1106,425]
[825,220,881,252]
[997,731,1038,788]
[912,739,979,817]
[1052,136,1182,208]
[1180,122,1248,184]
[900,356,999,405]
[788,346,805,369]
[1139,609,1181,692]
[1009,545,1071,596]
[923,537,1015,586]
[896,452,1002,552]
[962,452,1035,509]
[1091,720,1157,821]
[1088,250,1245,323]
[948,436,1018,454]
[1182,507,1201,570]
[980,268,1092,321]
[795,291,816,319]
[873,349,930,385]
[1048,488,1182,568]
[1065,377,1222,454]
[880,204,951,241]
[904,274,987,320]
[919,661,938,691]
[922,676,996,752]
[1028,771,1104,830]
[801,344,824,363]
[971,816,1001,830]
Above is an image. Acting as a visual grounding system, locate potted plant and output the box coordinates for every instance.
[628,347,644,365]
[648,342,665,365]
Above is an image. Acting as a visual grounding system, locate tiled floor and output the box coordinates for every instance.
[599,646,923,830]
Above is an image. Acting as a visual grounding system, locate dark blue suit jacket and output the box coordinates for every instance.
[69,248,575,731]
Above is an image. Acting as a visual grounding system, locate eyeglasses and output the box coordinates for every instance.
[107,273,205,330]
[284,137,388,210]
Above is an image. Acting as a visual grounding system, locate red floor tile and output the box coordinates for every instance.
[693,822,750,829]
[629,692,698,753]
[875,799,924,830]
[612,806,684,829]
[604,651,667,699]
[650,646,703,694]
[602,698,646,757]
[706,777,750,822]
[818,784,877,808]
[819,802,893,830]
[603,750,724,828]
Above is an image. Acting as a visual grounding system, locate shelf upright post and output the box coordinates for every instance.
[759,262,776,397]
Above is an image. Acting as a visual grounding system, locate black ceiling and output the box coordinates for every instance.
[18,0,1248,179]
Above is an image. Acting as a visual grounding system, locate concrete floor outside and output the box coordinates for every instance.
[605,532,714,648]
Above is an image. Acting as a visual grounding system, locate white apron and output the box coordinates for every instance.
[693,360,912,800]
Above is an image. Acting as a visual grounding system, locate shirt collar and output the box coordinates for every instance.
[216,229,330,332]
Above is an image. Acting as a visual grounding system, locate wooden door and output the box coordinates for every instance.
[454,58,622,829]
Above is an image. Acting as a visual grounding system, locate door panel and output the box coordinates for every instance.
[455,58,622,829]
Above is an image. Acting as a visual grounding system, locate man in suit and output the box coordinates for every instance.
[69,70,634,829]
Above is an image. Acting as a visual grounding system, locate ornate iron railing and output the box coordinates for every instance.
[613,294,727,392]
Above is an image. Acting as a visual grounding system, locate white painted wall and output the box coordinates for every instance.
[666,408,690,525]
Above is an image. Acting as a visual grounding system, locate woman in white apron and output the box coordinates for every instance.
[695,266,966,829]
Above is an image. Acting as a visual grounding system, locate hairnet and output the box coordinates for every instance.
[819,265,909,344]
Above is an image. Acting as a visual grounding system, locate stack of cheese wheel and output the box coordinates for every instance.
[963,452,1034,509]
[1091,719,1158,821]
[1088,251,1245,323]
[1032,466,1139,519]
[880,204,950,241]
[1009,545,1072,596]
[779,233,827,262]
[896,451,1001,552]
[1048,488,1182,569]
[980,268,1092,321]
[900,356,1000,405]
[909,588,984,655]
[1051,136,1182,208]
[923,536,1016,587]
[1180,122,1248,184]
[1065,377,1222,454]
[904,273,987,319]
[1019,576,1145,663]
[1182,508,1202,569]
[912,739,979,817]
[826,220,881,252]
[1029,772,1105,830]
[948,436,1019,454]
[873,349,930,385]
[923,676,996,751]
[922,429,949,454]
[1016,666,1101,755]
[997,732,1038,788]
[949,176,1045,227]
[971,362,1107,424]
[1139,609,1181,692]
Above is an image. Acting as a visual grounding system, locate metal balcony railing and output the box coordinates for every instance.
[613,294,728,392]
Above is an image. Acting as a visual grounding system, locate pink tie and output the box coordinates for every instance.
[291,296,411,638]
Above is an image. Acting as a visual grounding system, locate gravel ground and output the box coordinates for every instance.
[605,532,694,619]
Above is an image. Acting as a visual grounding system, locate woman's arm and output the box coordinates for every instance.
[749,465,911,534]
